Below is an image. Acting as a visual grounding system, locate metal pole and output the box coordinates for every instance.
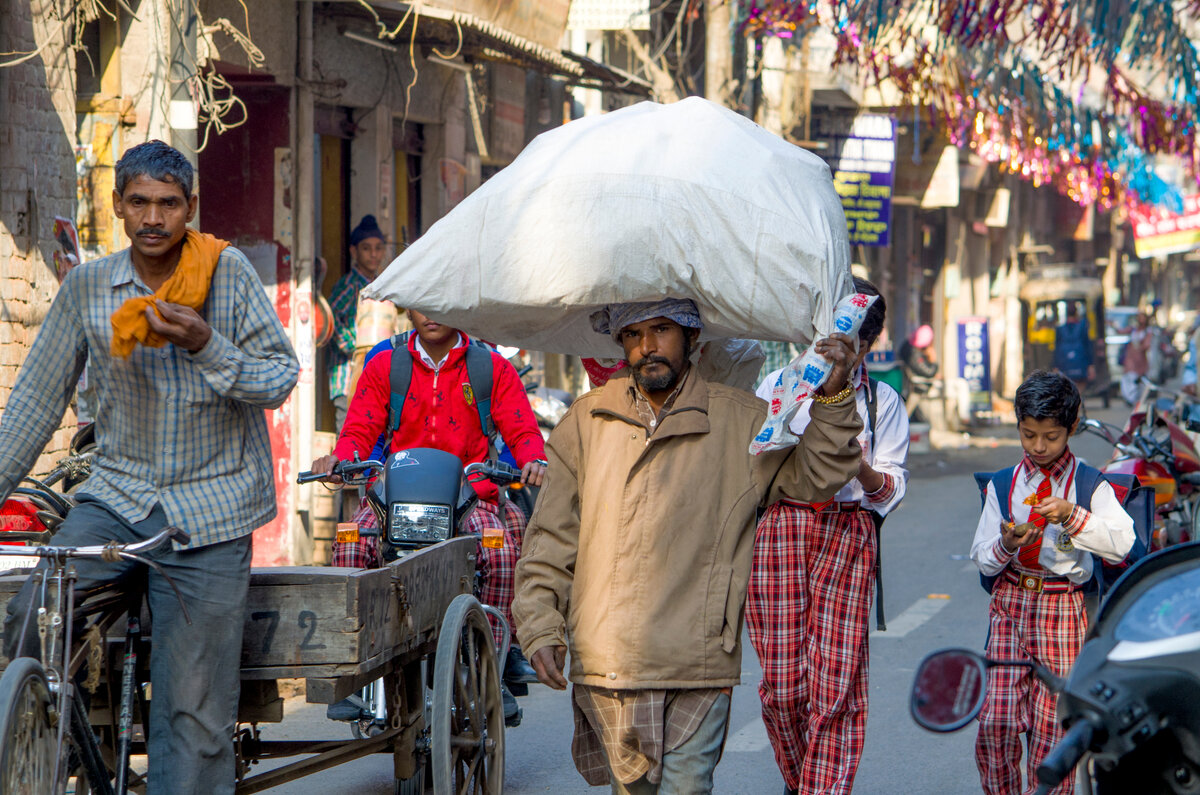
[294,1,317,558]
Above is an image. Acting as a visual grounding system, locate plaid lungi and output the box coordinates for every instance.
[975,577,1086,795]
[746,501,876,794]
[571,684,724,786]
[329,497,526,650]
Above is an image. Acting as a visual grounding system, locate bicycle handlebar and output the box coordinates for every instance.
[0,524,189,559]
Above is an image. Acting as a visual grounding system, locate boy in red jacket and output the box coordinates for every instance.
[310,309,547,717]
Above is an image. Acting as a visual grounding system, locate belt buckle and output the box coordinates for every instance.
[1019,573,1044,593]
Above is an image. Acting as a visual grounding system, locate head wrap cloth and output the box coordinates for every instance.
[590,298,703,343]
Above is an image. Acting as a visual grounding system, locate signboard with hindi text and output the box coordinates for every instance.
[1130,194,1200,259]
[817,114,896,247]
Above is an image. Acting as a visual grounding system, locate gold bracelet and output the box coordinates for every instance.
[812,384,853,404]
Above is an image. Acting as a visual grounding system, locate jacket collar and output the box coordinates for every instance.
[592,367,710,440]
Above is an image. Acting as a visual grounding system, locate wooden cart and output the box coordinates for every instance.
[0,535,505,795]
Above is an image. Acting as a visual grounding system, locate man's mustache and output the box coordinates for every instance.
[632,355,671,370]
[136,228,168,237]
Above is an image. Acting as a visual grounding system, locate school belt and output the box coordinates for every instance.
[1004,568,1078,594]
[780,499,867,513]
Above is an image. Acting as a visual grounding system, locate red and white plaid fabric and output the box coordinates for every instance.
[746,502,876,794]
[975,578,1086,795]
[329,497,527,650]
[469,498,527,649]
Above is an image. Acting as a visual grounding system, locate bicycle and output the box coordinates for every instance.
[0,525,191,794]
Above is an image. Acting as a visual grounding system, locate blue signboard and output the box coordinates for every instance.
[958,317,991,413]
[819,114,896,247]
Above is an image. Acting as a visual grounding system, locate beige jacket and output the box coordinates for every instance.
[513,369,862,690]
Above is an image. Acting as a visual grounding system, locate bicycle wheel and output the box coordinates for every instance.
[0,657,58,794]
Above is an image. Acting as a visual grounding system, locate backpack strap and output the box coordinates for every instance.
[388,331,415,434]
[464,341,495,441]
[975,466,1016,594]
[864,377,886,631]
[1073,462,1099,512]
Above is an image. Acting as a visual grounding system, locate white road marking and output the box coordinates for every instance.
[872,596,950,638]
[725,716,771,753]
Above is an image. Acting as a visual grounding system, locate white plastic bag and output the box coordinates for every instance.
[363,97,853,357]
[750,293,878,455]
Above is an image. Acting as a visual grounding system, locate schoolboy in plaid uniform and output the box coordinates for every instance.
[747,279,909,795]
[970,370,1135,795]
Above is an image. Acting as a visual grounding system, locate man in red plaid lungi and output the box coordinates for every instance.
[747,279,910,795]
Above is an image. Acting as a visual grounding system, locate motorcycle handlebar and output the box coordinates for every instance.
[297,459,385,485]
[1035,718,1095,791]
[465,460,525,487]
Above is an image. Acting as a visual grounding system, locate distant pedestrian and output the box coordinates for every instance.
[328,214,388,431]
[1052,302,1093,392]
[1119,312,1152,405]
[970,371,1135,795]
[899,324,937,421]
[748,278,910,795]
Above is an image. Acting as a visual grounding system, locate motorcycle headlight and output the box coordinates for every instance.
[387,503,452,545]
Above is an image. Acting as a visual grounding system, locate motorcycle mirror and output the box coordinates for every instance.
[910,648,989,732]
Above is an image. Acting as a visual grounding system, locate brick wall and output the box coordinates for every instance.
[0,0,81,476]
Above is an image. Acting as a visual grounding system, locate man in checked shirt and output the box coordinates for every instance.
[1,140,298,794]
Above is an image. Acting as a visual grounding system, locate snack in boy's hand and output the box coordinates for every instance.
[1023,493,1040,507]
[750,293,878,455]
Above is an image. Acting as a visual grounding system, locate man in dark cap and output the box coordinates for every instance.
[328,214,388,429]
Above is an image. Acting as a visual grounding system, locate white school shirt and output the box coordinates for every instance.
[755,365,910,515]
[970,454,1136,584]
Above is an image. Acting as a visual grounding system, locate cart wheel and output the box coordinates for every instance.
[431,594,504,795]
[0,658,57,793]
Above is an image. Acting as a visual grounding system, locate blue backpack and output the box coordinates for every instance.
[972,463,1152,596]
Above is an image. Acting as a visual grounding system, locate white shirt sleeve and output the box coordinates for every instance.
[970,480,1015,576]
[864,382,910,515]
[1071,479,1137,563]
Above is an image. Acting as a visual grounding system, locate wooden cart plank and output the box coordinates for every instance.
[2,537,476,675]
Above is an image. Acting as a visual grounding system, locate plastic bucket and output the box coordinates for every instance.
[909,422,931,454]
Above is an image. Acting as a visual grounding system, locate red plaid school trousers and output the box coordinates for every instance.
[330,498,527,650]
[975,578,1086,795]
[746,501,876,794]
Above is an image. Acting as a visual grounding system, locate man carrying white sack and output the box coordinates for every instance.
[512,298,863,794]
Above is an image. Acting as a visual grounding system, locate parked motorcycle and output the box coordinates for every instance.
[1081,381,1200,549]
[911,541,1200,795]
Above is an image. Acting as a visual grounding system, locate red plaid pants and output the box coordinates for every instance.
[330,498,526,650]
[975,578,1086,795]
[746,502,876,794]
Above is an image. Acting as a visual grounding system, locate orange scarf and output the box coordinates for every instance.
[110,229,229,358]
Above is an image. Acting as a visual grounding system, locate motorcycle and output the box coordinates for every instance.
[298,450,529,736]
[911,541,1200,795]
[1081,380,1200,549]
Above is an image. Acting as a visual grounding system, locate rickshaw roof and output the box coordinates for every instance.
[1019,275,1104,303]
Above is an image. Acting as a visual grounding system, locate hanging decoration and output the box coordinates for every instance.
[733,0,1200,209]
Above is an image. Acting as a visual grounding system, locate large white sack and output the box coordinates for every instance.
[364,96,853,358]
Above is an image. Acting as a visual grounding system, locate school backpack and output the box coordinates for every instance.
[972,463,1152,596]
[385,330,496,441]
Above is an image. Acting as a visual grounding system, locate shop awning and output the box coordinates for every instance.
[323,1,653,96]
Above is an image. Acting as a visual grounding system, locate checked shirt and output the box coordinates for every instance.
[0,247,298,547]
[327,266,370,399]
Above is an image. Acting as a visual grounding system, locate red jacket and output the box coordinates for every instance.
[334,335,545,500]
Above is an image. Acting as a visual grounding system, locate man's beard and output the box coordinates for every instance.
[632,355,683,392]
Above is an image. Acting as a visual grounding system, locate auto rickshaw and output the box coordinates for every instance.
[1020,265,1112,406]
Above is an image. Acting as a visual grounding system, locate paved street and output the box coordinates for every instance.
[255,401,1126,794]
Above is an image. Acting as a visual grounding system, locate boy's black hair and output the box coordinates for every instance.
[1014,369,1081,429]
[852,276,886,348]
